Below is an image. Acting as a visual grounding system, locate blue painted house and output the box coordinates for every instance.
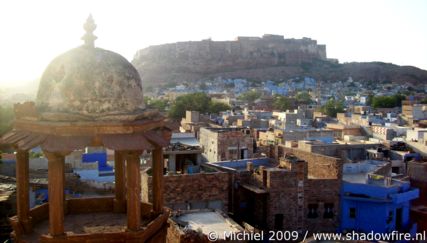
[82,151,113,172]
[340,160,419,234]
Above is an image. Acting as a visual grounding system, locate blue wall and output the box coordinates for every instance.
[82,152,113,171]
[340,181,419,234]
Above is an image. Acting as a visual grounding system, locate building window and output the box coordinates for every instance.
[307,204,318,218]
[349,208,356,219]
[274,214,284,230]
[323,203,334,218]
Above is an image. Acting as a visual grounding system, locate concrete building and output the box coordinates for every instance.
[199,127,254,162]
[296,139,381,163]
[281,128,337,142]
[243,108,272,120]
[326,123,362,138]
[406,128,427,143]
[405,128,427,157]
[236,118,269,129]
[220,111,244,127]
[371,125,397,141]
[272,110,304,131]
[402,101,427,125]
[340,161,419,234]
[258,129,282,146]
[164,133,202,174]
[180,111,207,135]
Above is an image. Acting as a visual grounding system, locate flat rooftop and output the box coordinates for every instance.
[201,127,246,133]
[175,211,243,240]
[343,160,389,184]
[21,212,154,242]
[170,133,200,147]
[210,158,272,171]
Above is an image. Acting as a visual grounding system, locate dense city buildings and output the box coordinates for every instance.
[1,13,427,243]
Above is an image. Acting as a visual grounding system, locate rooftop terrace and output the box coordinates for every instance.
[173,210,243,240]
[209,158,272,171]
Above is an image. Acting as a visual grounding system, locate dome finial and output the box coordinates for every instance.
[81,14,97,48]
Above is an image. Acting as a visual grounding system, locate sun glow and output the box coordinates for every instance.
[0,0,426,89]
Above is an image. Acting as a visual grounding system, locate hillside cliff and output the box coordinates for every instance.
[132,35,427,86]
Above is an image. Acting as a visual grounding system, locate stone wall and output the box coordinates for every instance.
[282,129,336,142]
[245,162,340,233]
[305,179,341,233]
[265,168,300,230]
[407,161,427,206]
[407,161,427,182]
[295,141,379,161]
[142,171,229,211]
[281,146,342,179]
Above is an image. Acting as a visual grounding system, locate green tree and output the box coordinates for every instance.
[168,93,231,119]
[371,94,405,108]
[150,99,168,111]
[168,93,211,119]
[321,99,344,118]
[144,97,168,111]
[208,102,231,114]
[273,95,293,111]
[295,91,313,105]
[238,90,262,103]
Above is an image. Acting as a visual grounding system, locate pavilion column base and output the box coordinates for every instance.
[19,217,33,233]
[113,199,126,213]
[40,233,67,243]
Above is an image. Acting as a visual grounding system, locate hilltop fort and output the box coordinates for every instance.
[132,34,427,86]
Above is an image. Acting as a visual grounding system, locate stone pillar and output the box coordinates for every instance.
[16,150,32,233]
[152,147,164,214]
[126,151,141,231]
[113,151,126,213]
[45,152,65,237]
[167,154,176,173]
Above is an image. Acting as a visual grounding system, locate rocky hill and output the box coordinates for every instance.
[132,35,427,86]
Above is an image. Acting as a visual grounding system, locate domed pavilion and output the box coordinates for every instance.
[2,16,171,242]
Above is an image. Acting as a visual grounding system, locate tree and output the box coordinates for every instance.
[273,95,293,111]
[238,90,262,103]
[321,99,344,118]
[209,102,231,114]
[371,94,405,108]
[295,91,313,105]
[144,97,168,111]
[168,93,229,119]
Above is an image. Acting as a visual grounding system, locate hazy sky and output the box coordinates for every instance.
[1,0,426,88]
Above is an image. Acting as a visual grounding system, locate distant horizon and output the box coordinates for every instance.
[1,0,426,88]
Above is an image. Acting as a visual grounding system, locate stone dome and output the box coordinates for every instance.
[36,16,145,121]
